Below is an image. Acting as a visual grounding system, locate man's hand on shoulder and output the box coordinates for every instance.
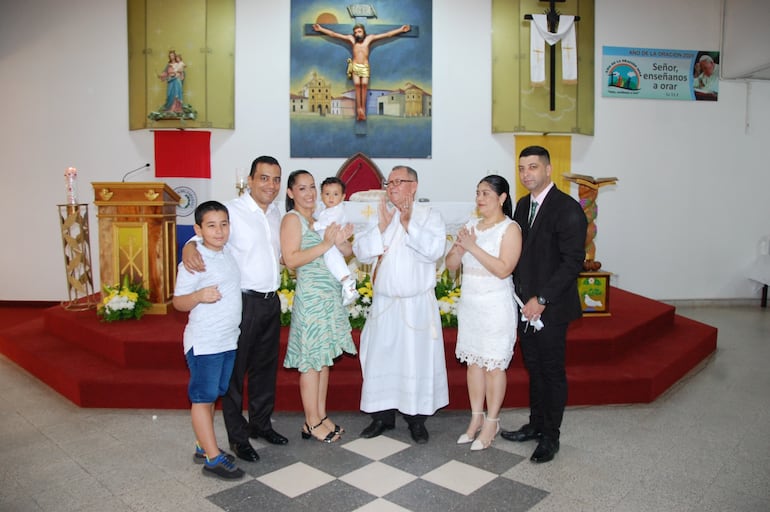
[182,241,206,273]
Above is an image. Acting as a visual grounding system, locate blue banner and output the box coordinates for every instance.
[602,46,719,101]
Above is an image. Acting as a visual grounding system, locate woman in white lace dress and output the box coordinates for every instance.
[446,175,522,451]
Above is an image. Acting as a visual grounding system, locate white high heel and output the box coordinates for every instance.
[457,411,485,444]
[470,417,500,451]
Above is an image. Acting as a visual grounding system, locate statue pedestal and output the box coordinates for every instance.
[578,271,612,317]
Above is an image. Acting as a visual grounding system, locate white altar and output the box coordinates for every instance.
[344,200,477,236]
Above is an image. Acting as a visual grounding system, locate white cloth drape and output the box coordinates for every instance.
[530,14,578,86]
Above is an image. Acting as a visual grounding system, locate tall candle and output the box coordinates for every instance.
[64,166,78,205]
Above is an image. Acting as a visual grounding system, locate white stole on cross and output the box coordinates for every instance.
[529,14,578,86]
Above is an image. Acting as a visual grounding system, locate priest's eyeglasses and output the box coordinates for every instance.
[383,179,416,188]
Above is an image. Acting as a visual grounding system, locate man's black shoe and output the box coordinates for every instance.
[360,419,395,439]
[530,438,559,463]
[230,442,260,462]
[250,428,289,445]
[500,424,542,442]
[408,423,429,444]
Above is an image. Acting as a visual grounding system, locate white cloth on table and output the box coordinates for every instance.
[353,204,449,415]
[455,218,518,370]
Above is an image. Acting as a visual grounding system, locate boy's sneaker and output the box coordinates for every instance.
[341,277,359,306]
[193,443,235,465]
[202,453,244,480]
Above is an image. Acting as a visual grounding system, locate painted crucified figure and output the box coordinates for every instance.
[312,23,410,121]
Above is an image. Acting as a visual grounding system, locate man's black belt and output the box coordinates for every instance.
[241,289,277,299]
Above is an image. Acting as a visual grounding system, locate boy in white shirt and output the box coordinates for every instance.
[316,177,359,305]
[173,201,244,480]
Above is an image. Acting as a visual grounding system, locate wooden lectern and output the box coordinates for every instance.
[92,182,180,314]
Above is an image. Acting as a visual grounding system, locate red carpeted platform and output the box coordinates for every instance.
[0,288,717,410]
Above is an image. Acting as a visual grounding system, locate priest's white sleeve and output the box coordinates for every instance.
[405,207,447,264]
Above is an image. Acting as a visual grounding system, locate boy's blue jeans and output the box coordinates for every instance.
[185,349,236,403]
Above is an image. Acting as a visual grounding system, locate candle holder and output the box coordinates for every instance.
[58,203,96,311]
[235,168,248,196]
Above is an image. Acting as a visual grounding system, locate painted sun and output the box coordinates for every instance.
[315,12,338,24]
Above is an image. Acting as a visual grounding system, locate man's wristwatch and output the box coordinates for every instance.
[537,296,548,306]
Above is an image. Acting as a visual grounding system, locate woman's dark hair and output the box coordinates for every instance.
[479,174,513,218]
[285,169,313,212]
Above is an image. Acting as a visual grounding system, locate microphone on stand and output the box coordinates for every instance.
[121,163,151,182]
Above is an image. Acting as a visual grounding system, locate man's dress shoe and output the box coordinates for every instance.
[360,419,394,439]
[230,442,260,462]
[500,424,542,442]
[530,438,559,463]
[408,423,429,444]
[250,428,289,445]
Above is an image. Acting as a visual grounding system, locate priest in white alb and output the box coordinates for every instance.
[353,165,449,444]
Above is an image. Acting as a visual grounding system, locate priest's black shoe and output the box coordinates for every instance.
[250,428,289,445]
[360,419,394,439]
[230,442,260,462]
[500,424,542,442]
[530,437,559,463]
[408,423,429,444]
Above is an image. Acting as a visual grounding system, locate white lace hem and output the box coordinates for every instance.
[456,351,511,371]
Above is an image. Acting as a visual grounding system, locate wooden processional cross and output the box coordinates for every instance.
[305,4,418,134]
[525,0,580,111]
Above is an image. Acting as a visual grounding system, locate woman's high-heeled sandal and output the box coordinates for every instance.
[302,420,340,443]
[457,411,485,444]
[321,415,344,435]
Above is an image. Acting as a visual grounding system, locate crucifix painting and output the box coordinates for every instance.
[290,0,432,158]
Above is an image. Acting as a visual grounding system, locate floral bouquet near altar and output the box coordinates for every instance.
[435,269,461,327]
[278,268,296,327]
[277,267,460,329]
[348,274,373,330]
[97,275,151,322]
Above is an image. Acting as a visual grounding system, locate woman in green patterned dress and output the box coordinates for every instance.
[280,170,357,443]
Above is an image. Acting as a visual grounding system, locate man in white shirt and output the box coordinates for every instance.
[352,165,449,444]
[183,155,286,462]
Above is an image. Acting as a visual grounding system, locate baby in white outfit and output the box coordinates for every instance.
[315,177,359,306]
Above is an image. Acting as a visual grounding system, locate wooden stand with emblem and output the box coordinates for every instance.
[92,182,180,314]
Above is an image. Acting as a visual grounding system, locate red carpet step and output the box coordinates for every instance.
[0,288,717,410]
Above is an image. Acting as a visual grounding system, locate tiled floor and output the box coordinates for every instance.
[1,306,769,511]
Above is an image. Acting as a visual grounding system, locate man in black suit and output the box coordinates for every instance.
[501,145,587,463]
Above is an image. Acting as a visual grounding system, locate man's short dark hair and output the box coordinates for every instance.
[249,155,281,178]
[519,145,551,165]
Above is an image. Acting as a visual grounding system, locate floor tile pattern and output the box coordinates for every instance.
[207,412,547,512]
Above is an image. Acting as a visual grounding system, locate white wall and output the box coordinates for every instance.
[1,0,768,301]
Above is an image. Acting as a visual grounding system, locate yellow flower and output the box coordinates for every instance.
[120,290,139,302]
